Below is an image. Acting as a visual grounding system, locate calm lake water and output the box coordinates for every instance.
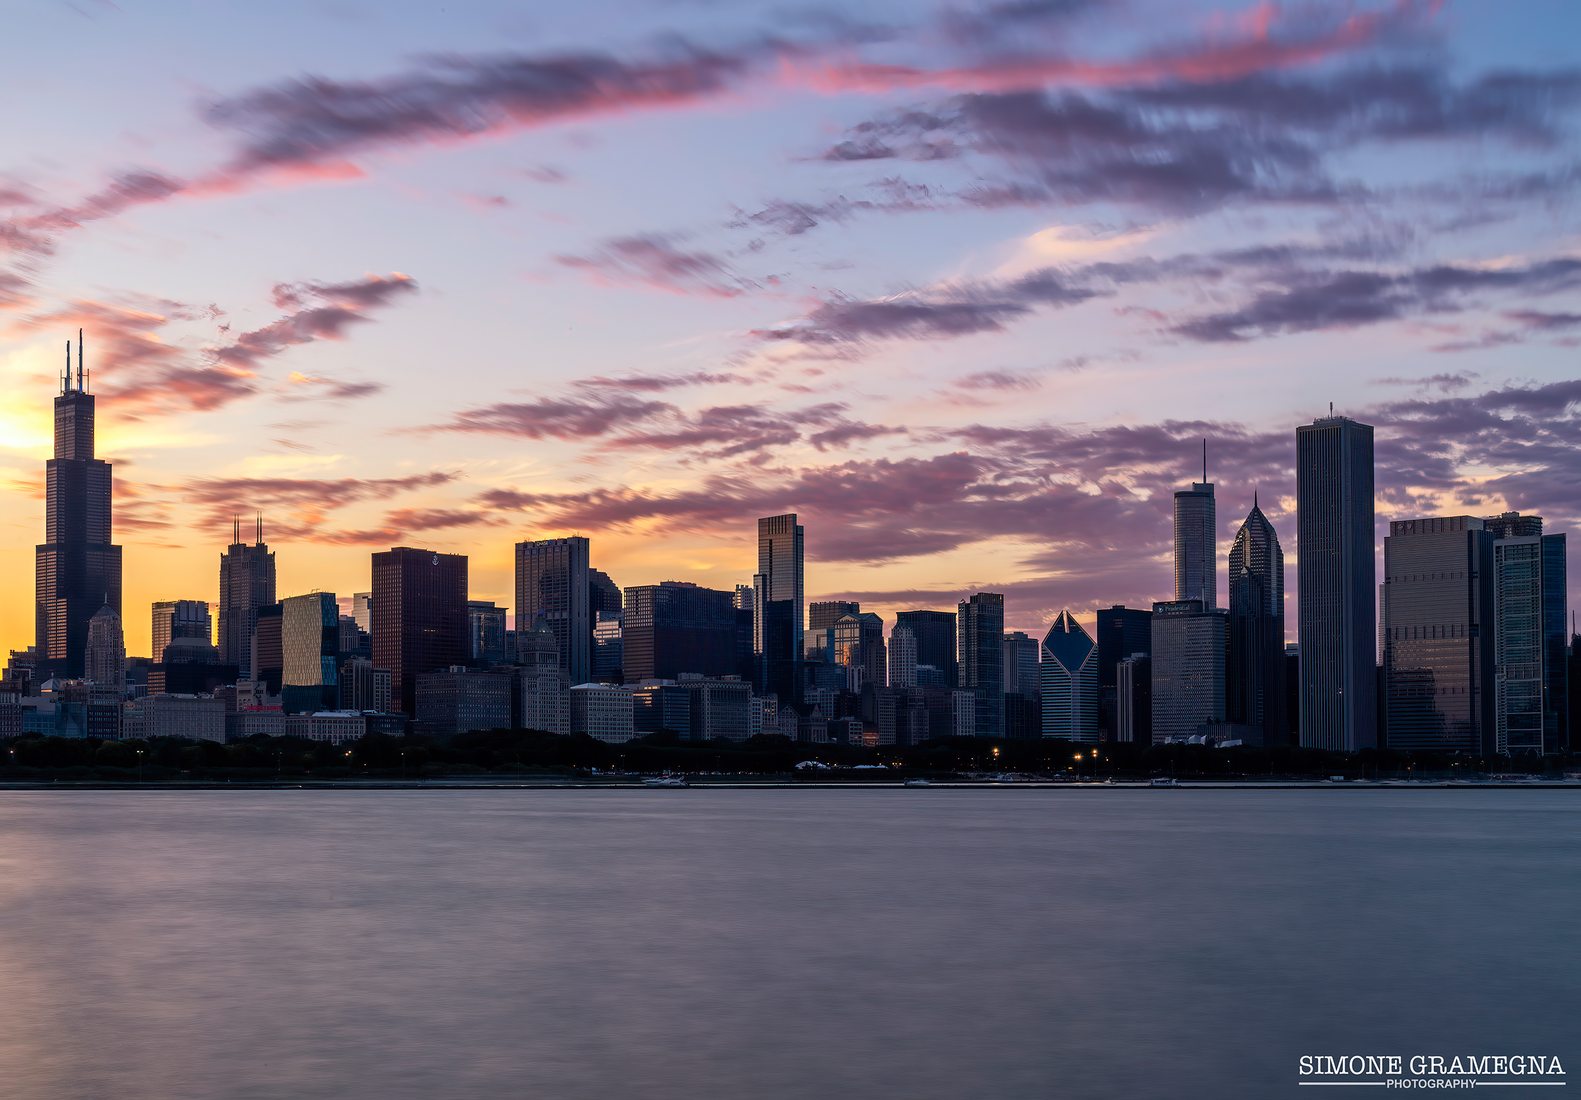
[0,789,1575,1099]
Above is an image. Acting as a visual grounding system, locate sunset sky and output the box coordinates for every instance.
[2,0,1578,658]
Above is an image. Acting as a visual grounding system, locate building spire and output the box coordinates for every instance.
[1202,438,1207,484]
[64,340,71,393]
[77,329,84,392]
[256,512,263,546]
[233,515,240,545]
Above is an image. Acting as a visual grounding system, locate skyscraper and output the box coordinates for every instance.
[514,536,592,684]
[339,657,392,713]
[1003,631,1040,699]
[958,593,1004,738]
[1297,415,1377,752]
[1382,517,1494,754]
[1040,611,1097,743]
[1150,599,1228,743]
[623,582,739,681]
[281,592,340,714]
[832,611,886,690]
[36,331,122,680]
[889,623,918,689]
[593,614,623,683]
[894,609,957,686]
[588,568,623,621]
[1228,497,1288,746]
[372,547,469,716]
[1116,654,1152,744]
[467,600,509,666]
[152,599,212,661]
[1095,605,1152,737]
[588,568,623,683]
[1569,631,1581,754]
[517,616,570,734]
[219,517,277,675]
[1174,442,1216,610]
[754,514,804,704]
[250,604,283,694]
[85,605,126,693]
[1484,512,1568,756]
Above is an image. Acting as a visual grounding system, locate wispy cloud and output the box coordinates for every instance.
[555,235,766,298]
[213,273,417,369]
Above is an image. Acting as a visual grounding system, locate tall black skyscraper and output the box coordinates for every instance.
[894,609,958,687]
[753,514,804,706]
[373,547,469,716]
[219,516,276,675]
[1227,496,1288,746]
[958,592,1004,738]
[1095,605,1152,736]
[1297,414,1376,752]
[624,582,738,682]
[36,332,122,679]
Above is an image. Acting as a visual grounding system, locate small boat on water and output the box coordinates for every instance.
[643,775,690,788]
[1149,777,1179,788]
[903,778,932,788]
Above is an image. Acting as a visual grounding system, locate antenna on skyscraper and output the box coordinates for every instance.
[233,515,240,545]
[1202,438,1207,484]
[256,513,263,545]
[77,329,84,392]
[64,340,71,393]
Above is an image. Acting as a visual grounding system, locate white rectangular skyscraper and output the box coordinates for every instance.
[1150,599,1227,743]
[1173,442,1216,610]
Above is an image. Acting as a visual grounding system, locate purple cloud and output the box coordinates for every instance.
[555,235,764,298]
[1174,258,1581,342]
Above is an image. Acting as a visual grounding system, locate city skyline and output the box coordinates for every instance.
[9,354,1576,677]
[1,1,1579,659]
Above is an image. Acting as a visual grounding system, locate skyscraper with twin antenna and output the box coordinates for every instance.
[36,331,122,679]
[219,515,277,674]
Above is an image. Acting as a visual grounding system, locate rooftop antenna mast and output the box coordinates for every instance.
[1202,438,1208,484]
[63,340,71,393]
[77,329,84,393]
[256,513,263,545]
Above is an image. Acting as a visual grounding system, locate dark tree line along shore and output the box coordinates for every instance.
[1,730,1573,783]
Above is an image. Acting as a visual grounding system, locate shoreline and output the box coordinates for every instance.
[0,779,1576,792]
